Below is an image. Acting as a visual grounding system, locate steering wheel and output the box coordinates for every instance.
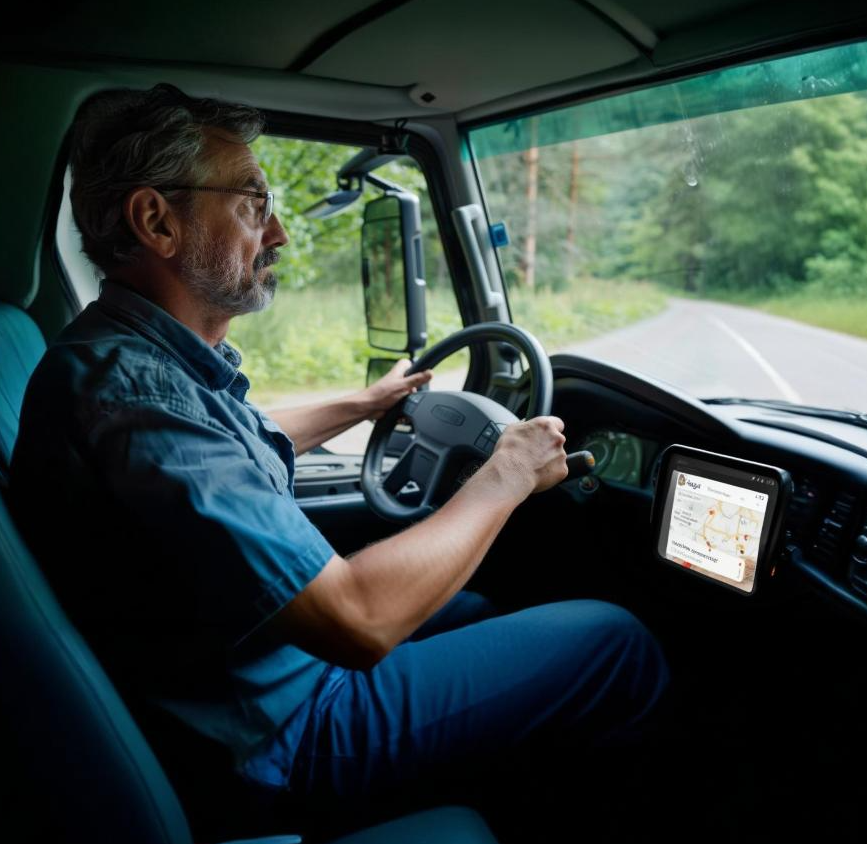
[361,323,553,523]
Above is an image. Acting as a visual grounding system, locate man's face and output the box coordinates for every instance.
[177,132,288,317]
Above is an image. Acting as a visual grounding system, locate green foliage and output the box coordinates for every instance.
[250,137,442,291]
[622,95,867,295]
[252,136,358,290]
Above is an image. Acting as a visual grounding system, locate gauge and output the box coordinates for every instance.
[580,433,614,473]
[579,431,644,486]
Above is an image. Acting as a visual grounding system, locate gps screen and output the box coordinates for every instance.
[656,456,779,594]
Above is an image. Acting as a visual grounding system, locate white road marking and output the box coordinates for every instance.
[705,315,802,403]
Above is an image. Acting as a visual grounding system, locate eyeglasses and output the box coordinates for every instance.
[160,184,274,225]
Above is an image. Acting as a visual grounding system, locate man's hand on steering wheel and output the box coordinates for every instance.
[363,359,434,421]
[488,416,569,499]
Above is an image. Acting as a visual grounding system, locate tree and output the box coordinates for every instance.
[622,92,867,295]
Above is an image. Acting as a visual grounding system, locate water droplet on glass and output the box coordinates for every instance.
[683,161,699,187]
[800,75,837,97]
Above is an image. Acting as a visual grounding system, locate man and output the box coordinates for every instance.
[10,83,669,827]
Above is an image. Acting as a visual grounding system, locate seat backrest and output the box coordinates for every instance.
[0,299,296,841]
[0,302,46,486]
[0,484,194,844]
[0,300,195,841]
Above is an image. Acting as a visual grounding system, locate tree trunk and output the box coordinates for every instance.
[521,118,539,289]
[565,142,581,281]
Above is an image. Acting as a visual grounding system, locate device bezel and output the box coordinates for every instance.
[650,444,792,596]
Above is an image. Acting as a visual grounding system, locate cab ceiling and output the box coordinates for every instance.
[3,0,866,121]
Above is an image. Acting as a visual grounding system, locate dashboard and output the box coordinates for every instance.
[534,354,867,615]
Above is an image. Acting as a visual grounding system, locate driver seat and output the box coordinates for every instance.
[0,302,45,488]
[0,297,498,844]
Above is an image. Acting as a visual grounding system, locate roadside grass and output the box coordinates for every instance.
[229,278,670,404]
[745,290,867,340]
[684,284,867,341]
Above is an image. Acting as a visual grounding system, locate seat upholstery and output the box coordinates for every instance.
[0,477,195,843]
[326,808,499,844]
[0,302,46,485]
[0,299,498,844]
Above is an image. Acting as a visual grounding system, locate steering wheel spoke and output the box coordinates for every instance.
[382,441,439,497]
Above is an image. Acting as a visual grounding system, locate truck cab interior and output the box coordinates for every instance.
[3,2,867,843]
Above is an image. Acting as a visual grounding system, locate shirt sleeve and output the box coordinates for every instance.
[86,395,337,648]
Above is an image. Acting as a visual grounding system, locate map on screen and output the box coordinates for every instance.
[664,470,769,592]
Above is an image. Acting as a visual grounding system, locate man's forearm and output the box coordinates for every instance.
[342,455,529,652]
[268,393,371,455]
[267,360,432,455]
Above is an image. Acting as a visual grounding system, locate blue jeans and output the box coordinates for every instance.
[245,593,670,804]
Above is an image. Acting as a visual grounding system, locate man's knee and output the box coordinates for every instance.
[535,600,670,736]
[581,600,670,736]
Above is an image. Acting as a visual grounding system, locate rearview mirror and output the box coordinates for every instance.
[361,193,427,354]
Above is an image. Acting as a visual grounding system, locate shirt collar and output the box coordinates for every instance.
[96,278,242,392]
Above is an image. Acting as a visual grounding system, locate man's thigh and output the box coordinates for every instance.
[290,599,670,801]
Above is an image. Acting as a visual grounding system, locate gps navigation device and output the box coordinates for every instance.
[651,445,792,595]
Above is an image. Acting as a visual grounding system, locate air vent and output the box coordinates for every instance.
[809,491,857,577]
[786,476,821,546]
[847,506,867,598]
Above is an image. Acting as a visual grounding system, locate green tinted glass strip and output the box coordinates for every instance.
[469,40,867,159]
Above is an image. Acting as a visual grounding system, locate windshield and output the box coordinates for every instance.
[469,40,867,414]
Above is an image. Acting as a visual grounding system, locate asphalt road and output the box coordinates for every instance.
[559,297,867,413]
[263,298,867,454]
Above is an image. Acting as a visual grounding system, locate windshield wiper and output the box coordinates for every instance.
[704,397,867,430]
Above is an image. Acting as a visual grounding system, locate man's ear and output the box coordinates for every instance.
[123,187,182,259]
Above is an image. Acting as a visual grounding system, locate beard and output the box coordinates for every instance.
[179,218,279,317]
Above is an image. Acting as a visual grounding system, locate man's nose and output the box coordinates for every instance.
[265,210,289,249]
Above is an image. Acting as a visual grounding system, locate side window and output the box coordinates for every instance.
[57,165,101,307]
[56,137,467,455]
[234,136,466,454]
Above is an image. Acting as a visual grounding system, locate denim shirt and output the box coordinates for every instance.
[10,278,338,779]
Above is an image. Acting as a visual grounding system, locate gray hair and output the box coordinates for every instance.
[69,83,265,274]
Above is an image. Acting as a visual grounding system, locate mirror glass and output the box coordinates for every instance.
[362,196,408,351]
[366,356,400,387]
